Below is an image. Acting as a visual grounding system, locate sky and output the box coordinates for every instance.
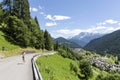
[1,0,120,38]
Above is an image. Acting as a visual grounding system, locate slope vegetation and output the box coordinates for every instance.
[36,54,79,80]
[85,30,120,54]
[0,31,21,56]
[0,31,20,51]
[54,37,81,48]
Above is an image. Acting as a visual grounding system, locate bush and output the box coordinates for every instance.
[70,62,79,74]
[79,60,93,80]
[58,49,68,58]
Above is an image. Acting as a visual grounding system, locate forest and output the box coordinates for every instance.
[0,0,53,50]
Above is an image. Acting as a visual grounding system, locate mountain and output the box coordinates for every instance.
[69,32,104,47]
[54,37,81,48]
[84,30,120,54]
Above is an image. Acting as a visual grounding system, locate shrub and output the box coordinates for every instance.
[58,49,68,58]
[79,60,93,80]
[70,62,79,74]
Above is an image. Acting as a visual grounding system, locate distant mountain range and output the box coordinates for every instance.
[54,29,120,54]
[54,32,105,48]
[54,37,81,48]
[69,32,104,47]
[84,30,120,54]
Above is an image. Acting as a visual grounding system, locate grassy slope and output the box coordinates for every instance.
[36,54,79,80]
[0,31,41,57]
[36,53,120,80]
[0,31,21,57]
[90,67,108,80]
[0,31,20,51]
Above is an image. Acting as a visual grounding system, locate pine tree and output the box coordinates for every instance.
[54,41,59,51]
[21,0,30,25]
[44,30,53,50]
[34,16,40,29]
[0,0,54,50]
[2,0,13,13]
[4,16,30,47]
[29,19,44,49]
[12,0,22,17]
[0,3,3,23]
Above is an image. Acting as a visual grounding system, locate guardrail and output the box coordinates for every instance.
[31,54,43,80]
[31,51,57,80]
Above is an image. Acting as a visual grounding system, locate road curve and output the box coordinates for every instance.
[0,52,55,80]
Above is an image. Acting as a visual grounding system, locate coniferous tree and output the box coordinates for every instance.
[2,0,13,14]
[29,19,44,49]
[34,16,40,28]
[4,16,30,47]
[54,41,59,51]
[35,30,44,49]
[21,0,30,25]
[0,3,3,23]
[44,30,53,50]
[12,0,22,17]
[0,2,2,8]
[0,0,54,50]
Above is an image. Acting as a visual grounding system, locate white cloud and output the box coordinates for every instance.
[53,29,82,38]
[97,19,118,26]
[30,7,38,12]
[46,15,71,21]
[54,25,120,38]
[57,29,82,35]
[45,22,57,27]
[97,22,106,26]
[118,23,120,26]
[105,19,118,24]
[40,12,44,15]
[46,15,53,20]
[53,15,71,20]
[85,26,119,34]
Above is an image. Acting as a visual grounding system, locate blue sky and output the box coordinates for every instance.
[1,0,120,38]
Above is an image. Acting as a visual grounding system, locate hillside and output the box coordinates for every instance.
[0,31,22,57]
[0,0,54,53]
[36,54,80,80]
[85,30,120,54]
[54,37,81,48]
[0,31,41,57]
[0,31,20,51]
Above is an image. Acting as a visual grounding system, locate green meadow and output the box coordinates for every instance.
[36,54,79,80]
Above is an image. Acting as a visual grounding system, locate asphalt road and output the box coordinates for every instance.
[0,53,36,80]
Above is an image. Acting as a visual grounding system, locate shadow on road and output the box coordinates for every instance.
[17,62,24,65]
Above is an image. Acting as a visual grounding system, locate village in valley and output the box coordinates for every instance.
[73,48,120,73]
[89,56,120,73]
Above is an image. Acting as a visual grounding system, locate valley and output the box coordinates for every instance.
[0,0,120,80]
[36,50,120,80]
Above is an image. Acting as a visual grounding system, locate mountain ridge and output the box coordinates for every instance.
[84,30,120,54]
[54,37,81,48]
[69,32,104,47]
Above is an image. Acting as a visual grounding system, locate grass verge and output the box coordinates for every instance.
[36,54,79,80]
